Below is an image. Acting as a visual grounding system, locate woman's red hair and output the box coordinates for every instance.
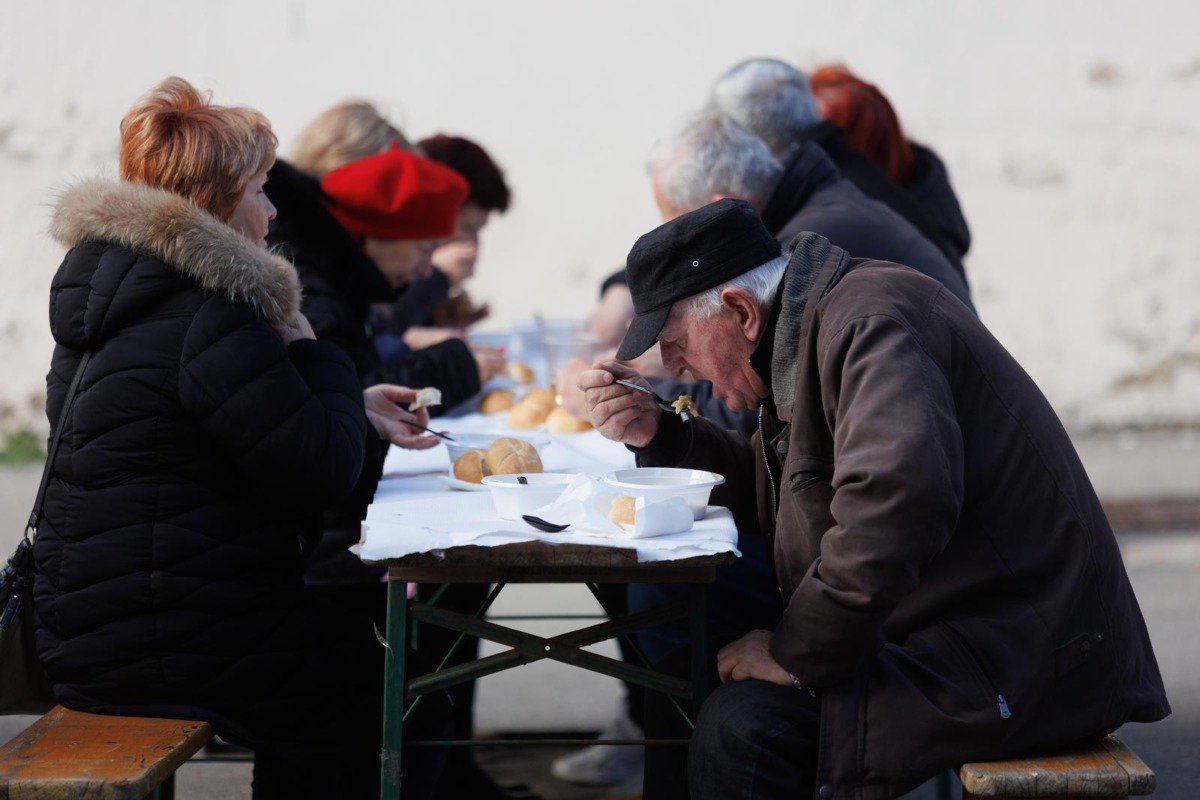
[119,77,277,221]
[810,65,913,186]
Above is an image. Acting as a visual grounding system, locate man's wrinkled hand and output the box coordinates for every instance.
[716,630,793,686]
[577,360,661,448]
[363,385,441,450]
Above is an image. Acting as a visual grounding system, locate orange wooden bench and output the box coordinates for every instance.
[959,734,1156,799]
[0,705,212,800]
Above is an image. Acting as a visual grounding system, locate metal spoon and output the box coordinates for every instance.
[402,420,455,441]
[522,514,569,533]
[613,379,692,421]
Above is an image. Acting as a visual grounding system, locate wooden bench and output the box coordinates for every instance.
[0,705,212,800]
[959,734,1155,798]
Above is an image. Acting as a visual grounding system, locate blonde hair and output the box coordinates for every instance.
[289,100,412,177]
[119,76,277,221]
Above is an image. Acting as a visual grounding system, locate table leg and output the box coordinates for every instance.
[381,579,408,800]
[689,583,709,713]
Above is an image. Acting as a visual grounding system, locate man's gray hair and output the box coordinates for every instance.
[710,58,821,157]
[647,110,782,214]
[682,254,788,320]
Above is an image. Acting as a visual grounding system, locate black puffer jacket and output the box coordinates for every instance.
[33,179,368,710]
[761,142,975,313]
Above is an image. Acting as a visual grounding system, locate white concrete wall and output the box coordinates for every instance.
[2,0,1198,435]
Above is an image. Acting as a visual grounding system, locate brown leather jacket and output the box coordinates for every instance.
[637,234,1169,799]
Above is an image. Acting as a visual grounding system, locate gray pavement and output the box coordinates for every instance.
[1,428,1198,798]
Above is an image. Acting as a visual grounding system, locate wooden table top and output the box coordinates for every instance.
[382,539,736,583]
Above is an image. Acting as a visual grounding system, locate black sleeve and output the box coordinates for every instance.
[179,299,368,504]
[373,337,481,413]
[371,269,453,335]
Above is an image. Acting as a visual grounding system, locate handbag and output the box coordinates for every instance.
[0,352,91,715]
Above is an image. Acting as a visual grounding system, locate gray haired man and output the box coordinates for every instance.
[578,199,1168,800]
[711,57,968,274]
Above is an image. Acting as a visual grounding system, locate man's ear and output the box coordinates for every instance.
[720,289,765,343]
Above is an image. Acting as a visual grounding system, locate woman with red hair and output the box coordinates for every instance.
[811,65,972,267]
[37,77,448,799]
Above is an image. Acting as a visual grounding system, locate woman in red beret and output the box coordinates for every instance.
[266,133,537,800]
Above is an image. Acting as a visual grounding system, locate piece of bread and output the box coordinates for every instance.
[485,437,543,475]
[507,401,552,429]
[520,387,556,410]
[609,495,636,526]
[507,361,535,386]
[452,449,490,483]
[479,388,515,414]
[547,405,592,433]
[408,386,442,412]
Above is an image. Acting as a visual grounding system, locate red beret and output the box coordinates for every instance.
[321,149,469,240]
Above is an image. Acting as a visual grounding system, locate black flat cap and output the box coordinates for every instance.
[616,199,781,360]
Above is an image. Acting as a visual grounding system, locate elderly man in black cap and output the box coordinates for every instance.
[578,199,1169,800]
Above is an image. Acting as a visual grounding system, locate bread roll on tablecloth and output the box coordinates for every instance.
[453,449,491,483]
[485,437,543,475]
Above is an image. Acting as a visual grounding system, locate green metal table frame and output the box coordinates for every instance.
[376,541,735,799]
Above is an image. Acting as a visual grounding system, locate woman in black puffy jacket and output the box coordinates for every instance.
[33,77,445,800]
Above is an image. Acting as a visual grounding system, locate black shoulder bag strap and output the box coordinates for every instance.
[28,352,93,533]
[1,352,92,628]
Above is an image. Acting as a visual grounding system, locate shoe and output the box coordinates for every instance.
[550,711,645,787]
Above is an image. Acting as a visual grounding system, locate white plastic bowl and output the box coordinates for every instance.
[481,473,575,521]
[444,433,551,471]
[602,468,725,520]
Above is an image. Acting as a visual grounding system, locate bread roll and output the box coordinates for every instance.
[609,495,636,526]
[547,405,592,433]
[507,361,535,386]
[479,388,515,414]
[452,449,490,483]
[485,437,543,475]
[520,387,556,410]
[507,401,551,429]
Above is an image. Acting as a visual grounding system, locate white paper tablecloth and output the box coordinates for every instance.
[359,413,741,564]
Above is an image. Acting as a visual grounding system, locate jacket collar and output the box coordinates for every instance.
[758,141,841,237]
[753,233,847,420]
[49,178,300,327]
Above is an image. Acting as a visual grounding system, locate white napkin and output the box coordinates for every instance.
[529,474,695,538]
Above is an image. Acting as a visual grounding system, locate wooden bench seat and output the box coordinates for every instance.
[960,734,1155,798]
[0,705,212,800]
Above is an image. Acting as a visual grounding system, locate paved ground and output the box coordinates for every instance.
[2,428,1197,798]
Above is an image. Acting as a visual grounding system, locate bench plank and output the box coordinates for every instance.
[960,734,1156,798]
[0,705,211,800]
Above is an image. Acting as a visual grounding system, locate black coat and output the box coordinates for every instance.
[803,122,968,283]
[265,160,481,585]
[907,142,971,264]
[760,142,975,313]
[33,179,369,711]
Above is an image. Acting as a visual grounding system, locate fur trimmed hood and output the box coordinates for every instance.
[49,178,300,326]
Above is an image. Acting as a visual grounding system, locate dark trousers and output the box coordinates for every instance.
[247,583,451,800]
[643,645,821,800]
[628,531,782,667]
